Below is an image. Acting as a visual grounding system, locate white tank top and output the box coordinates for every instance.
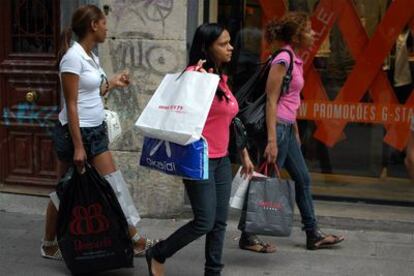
[58,42,106,127]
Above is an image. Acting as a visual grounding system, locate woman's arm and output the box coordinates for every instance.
[61,73,86,168]
[263,64,286,164]
[239,148,254,177]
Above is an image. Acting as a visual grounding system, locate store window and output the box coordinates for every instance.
[217,0,414,203]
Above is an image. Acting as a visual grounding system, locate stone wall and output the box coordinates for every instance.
[99,0,188,216]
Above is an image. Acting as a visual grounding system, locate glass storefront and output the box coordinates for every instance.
[216,0,414,203]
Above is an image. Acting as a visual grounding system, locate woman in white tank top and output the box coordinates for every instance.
[41,4,158,261]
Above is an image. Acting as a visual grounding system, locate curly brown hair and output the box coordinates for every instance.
[265,12,310,47]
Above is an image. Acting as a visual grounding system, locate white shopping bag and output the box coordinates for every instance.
[230,167,265,209]
[135,71,219,145]
[104,170,141,227]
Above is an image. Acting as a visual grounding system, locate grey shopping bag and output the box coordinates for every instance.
[244,174,295,236]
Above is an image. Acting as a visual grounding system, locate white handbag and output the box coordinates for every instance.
[96,65,122,143]
[102,92,122,143]
[105,109,122,143]
[135,71,220,145]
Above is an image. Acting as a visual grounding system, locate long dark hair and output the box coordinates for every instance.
[188,23,229,101]
[58,5,105,61]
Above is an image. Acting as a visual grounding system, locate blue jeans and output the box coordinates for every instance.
[239,122,317,232]
[274,122,317,231]
[151,157,232,276]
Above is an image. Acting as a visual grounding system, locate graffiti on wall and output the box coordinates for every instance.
[108,40,183,77]
[107,0,183,88]
[101,0,184,149]
[0,103,58,150]
[112,0,173,29]
[107,39,184,135]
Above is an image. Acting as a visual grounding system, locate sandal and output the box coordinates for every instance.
[239,234,277,253]
[306,229,344,250]
[40,239,63,261]
[132,233,160,257]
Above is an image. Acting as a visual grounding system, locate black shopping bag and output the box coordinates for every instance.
[244,172,295,237]
[56,165,134,275]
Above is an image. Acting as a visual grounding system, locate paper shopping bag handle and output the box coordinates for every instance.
[258,162,281,178]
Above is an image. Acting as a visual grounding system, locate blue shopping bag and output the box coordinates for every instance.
[140,137,208,180]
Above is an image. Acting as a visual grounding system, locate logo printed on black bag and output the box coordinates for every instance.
[257,201,283,212]
[74,237,113,252]
[146,140,176,172]
[70,203,110,235]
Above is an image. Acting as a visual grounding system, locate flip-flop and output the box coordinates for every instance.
[239,235,277,253]
[308,232,345,250]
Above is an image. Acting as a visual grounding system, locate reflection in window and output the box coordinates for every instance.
[219,0,414,179]
[219,0,263,92]
[11,0,55,53]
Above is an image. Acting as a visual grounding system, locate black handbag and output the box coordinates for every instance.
[231,116,248,150]
[236,49,294,140]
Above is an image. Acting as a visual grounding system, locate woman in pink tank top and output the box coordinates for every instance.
[238,12,345,253]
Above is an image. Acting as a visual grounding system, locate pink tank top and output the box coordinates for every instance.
[271,45,304,123]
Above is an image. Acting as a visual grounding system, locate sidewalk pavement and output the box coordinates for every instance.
[1,202,414,276]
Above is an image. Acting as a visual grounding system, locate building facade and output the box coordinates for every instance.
[0,0,413,216]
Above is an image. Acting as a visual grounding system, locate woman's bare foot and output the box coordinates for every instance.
[133,237,146,253]
[133,235,160,257]
[151,258,165,276]
[146,247,165,276]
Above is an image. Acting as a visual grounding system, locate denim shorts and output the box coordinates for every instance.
[52,121,109,162]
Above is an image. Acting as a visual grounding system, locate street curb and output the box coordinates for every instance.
[1,192,413,234]
[174,207,414,234]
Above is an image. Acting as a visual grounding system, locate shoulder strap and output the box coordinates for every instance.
[270,48,294,76]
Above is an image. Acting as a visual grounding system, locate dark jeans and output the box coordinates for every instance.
[151,157,232,276]
[239,122,317,233]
